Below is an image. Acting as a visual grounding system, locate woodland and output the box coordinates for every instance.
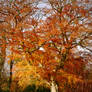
[0,0,92,92]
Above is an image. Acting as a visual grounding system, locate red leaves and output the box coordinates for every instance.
[64,55,86,77]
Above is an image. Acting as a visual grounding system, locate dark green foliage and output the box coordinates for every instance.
[0,89,9,92]
[23,85,50,92]
[37,86,50,92]
[23,85,36,92]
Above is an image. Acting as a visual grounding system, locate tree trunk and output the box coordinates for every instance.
[0,40,6,89]
[9,60,14,92]
[51,78,58,92]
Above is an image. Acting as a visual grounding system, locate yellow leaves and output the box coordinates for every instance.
[13,62,37,88]
[11,52,45,88]
[13,59,48,89]
[10,51,55,89]
[38,39,45,46]
[18,73,31,88]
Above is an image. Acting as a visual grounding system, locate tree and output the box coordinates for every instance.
[0,0,39,91]
[11,0,92,92]
[30,0,92,92]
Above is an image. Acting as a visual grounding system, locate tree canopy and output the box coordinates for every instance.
[0,0,92,92]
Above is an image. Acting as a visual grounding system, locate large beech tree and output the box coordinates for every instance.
[31,0,92,92]
[12,0,92,92]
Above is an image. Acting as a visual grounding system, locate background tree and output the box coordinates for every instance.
[0,0,39,91]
